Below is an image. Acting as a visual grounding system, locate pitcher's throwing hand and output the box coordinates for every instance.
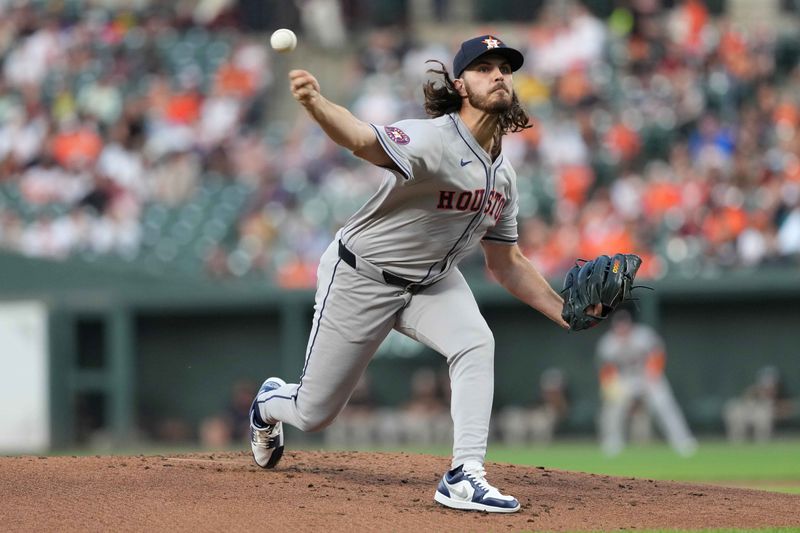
[289,69,321,107]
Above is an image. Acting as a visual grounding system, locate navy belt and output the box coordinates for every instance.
[338,241,426,294]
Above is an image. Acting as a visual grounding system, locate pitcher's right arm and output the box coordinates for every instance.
[289,69,394,169]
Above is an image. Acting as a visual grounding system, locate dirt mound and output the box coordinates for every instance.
[2,451,798,532]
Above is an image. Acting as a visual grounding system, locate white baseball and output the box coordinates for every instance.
[270,28,297,53]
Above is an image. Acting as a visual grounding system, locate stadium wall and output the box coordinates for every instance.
[1,255,798,448]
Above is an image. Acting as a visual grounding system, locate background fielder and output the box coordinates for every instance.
[596,310,697,457]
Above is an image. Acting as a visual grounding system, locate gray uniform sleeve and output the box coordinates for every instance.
[370,119,442,181]
[482,166,519,244]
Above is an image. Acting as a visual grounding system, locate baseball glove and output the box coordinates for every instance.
[561,253,643,331]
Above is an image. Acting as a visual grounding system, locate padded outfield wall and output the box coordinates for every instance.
[0,252,798,449]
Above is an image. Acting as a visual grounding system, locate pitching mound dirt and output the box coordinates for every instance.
[2,450,798,532]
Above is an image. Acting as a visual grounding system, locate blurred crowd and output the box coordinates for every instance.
[1,0,800,285]
[0,1,275,269]
[512,0,800,278]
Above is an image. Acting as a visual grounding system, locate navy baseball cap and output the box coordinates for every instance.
[453,35,524,78]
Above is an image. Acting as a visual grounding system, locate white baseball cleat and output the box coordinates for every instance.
[434,461,520,513]
[249,377,287,469]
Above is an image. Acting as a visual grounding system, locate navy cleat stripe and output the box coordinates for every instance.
[436,479,450,498]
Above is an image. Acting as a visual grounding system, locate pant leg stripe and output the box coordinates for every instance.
[294,257,342,398]
[259,259,342,403]
[261,258,341,405]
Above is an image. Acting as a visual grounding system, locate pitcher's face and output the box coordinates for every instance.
[460,55,514,114]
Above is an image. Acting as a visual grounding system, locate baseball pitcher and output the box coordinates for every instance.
[248,35,638,513]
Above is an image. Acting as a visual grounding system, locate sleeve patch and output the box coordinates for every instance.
[384,126,410,145]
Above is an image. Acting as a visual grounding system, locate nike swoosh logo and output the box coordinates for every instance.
[449,483,470,500]
[460,159,472,167]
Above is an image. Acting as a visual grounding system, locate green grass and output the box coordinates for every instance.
[360,438,800,494]
[604,530,800,533]
[486,439,800,483]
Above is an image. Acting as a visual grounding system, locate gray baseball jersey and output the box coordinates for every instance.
[342,112,519,281]
[258,111,520,469]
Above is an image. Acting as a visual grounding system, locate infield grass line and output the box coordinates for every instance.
[594,529,800,533]
[335,438,800,494]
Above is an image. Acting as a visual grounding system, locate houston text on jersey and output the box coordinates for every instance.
[436,189,507,220]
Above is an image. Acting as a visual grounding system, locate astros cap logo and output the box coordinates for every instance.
[482,36,501,49]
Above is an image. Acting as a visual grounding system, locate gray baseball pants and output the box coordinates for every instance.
[258,238,494,468]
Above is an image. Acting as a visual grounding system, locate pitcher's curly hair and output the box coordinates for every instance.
[422,60,531,148]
